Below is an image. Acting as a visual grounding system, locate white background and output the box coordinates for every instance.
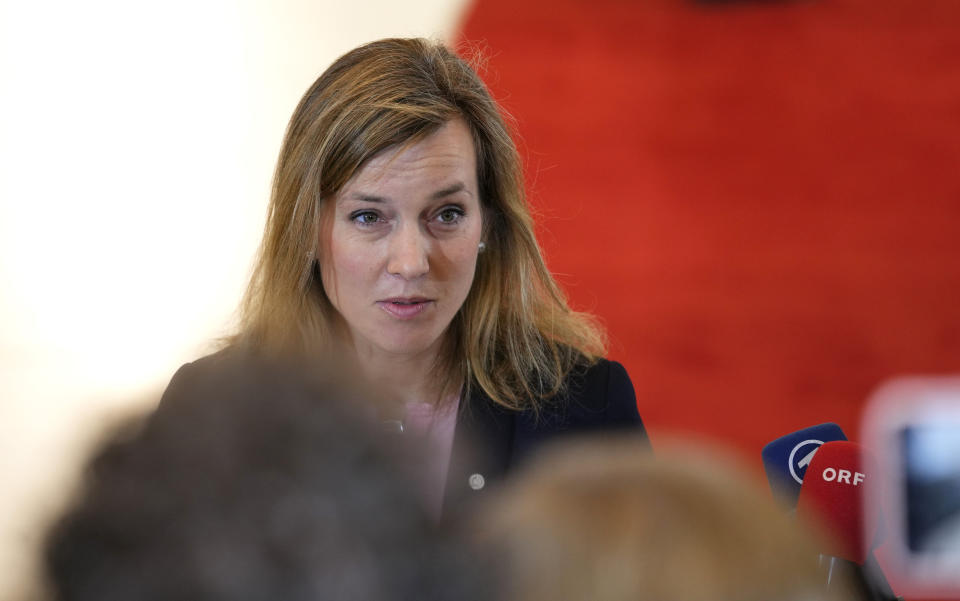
[0,0,470,596]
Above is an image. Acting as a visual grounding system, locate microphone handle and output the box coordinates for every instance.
[861,553,901,601]
[820,555,871,601]
[818,554,902,601]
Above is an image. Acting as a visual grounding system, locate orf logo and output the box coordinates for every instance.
[788,439,825,484]
[821,468,865,486]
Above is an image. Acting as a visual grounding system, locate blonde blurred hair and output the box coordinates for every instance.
[477,437,852,601]
[231,38,604,411]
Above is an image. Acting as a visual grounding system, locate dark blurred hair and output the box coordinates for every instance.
[44,353,474,601]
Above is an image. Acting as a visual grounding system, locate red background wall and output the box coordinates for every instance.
[460,0,960,595]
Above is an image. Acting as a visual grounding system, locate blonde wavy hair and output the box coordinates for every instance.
[232,37,605,412]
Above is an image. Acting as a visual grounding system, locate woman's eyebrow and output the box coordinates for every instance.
[345,193,387,203]
[431,182,470,200]
[344,182,469,204]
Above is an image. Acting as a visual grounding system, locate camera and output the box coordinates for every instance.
[863,376,960,598]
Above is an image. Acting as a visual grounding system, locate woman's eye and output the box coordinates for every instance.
[435,207,465,224]
[350,211,382,225]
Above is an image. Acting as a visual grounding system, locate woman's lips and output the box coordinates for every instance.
[376,298,434,320]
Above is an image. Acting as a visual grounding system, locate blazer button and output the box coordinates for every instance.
[468,473,485,490]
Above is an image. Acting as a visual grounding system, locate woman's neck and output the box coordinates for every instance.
[351,344,453,408]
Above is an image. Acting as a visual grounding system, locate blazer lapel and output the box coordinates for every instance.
[442,386,514,517]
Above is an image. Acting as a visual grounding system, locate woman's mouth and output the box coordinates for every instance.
[377,298,434,319]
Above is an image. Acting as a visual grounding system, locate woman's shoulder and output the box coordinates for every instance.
[508,357,650,462]
[560,357,640,422]
[571,356,629,384]
[157,347,362,412]
[156,349,237,409]
[162,348,236,385]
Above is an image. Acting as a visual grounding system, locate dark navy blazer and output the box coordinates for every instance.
[443,359,651,515]
[160,355,650,516]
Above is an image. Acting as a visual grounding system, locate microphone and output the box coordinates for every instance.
[762,428,900,601]
[796,441,901,601]
[761,423,847,509]
[796,441,875,564]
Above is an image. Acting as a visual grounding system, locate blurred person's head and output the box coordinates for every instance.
[234,37,603,410]
[476,436,851,601]
[44,353,472,601]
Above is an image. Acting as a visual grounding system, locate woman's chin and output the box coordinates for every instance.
[355,332,446,360]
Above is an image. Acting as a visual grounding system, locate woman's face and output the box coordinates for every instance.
[320,118,483,361]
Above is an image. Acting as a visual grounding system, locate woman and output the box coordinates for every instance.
[164,37,650,517]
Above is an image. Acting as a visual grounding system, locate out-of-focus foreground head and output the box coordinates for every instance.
[43,354,472,601]
[477,436,852,601]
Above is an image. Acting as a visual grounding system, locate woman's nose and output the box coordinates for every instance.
[386,224,430,279]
